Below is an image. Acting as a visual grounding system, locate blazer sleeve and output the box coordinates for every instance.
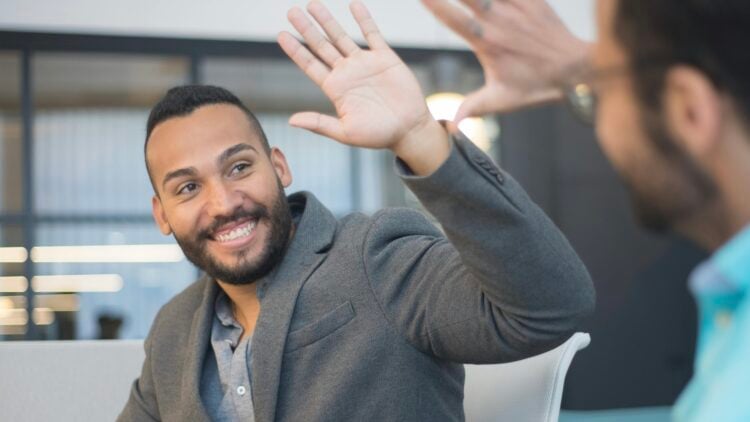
[362,130,596,363]
[117,311,162,422]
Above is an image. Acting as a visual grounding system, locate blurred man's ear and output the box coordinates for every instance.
[663,65,723,159]
[151,195,173,235]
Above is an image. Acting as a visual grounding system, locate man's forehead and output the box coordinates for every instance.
[147,105,263,159]
[153,104,255,140]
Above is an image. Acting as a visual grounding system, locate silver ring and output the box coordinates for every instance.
[479,0,493,12]
[469,19,484,38]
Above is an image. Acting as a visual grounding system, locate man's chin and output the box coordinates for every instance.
[627,187,672,234]
[202,254,265,285]
[633,204,671,233]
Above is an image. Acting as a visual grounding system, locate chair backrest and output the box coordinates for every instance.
[464,332,591,422]
[0,340,144,422]
[0,333,589,421]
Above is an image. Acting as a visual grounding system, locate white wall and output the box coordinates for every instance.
[0,0,594,48]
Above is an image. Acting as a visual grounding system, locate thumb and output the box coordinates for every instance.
[289,112,346,141]
[455,86,499,123]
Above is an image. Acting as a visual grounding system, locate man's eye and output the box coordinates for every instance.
[230,163,250,175]
[177,182,197,195]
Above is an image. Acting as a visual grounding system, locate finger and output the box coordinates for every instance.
[456,85,562,120]
[289,112,347,141]
[455,86,500,121]
[307,0,360,56]
[277,31,329,86]
[349,1,388,50]
[457,0,494,14]
[287,7,343,67]
[420,0,484,45]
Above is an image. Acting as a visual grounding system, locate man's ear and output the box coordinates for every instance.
[663,65,723,159]
[151,195,173,235]
[270,147,293,188]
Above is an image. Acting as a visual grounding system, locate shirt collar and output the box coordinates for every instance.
[213,289,240,328]
[712,224,750,291]
[691,224,750,295]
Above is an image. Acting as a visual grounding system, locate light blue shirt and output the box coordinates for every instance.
[200,290,257,422]
[673,225,750,421]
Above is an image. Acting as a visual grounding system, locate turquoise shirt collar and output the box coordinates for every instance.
[712,224,750,291]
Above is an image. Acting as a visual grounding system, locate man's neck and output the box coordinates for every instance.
[676,132,750,252]
[216,280,262,340]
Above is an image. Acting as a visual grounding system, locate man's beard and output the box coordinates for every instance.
[174,186,293,285]
[624,109,718,233]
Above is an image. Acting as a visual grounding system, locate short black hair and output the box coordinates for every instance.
[144,85,271,191]
[614,1,750,127]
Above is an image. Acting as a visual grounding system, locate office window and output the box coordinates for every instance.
[0,51,24,339]
[25,53,195,340]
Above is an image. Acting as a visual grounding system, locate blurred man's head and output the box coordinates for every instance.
[145,86,294,285]
[593,0,750,247]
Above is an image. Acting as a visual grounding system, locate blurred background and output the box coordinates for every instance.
[0,0,704,413]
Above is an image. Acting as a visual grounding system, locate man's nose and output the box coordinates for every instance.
[205,182,244,218]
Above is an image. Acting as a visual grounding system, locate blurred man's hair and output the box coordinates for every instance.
[143,85,271,192]
[615,1,750,127]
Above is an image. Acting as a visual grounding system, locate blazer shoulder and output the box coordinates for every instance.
[337,207,443,245]
[152,277,208,332]
[368,207,444,239]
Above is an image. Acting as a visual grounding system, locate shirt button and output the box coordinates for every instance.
[237,386,247,396]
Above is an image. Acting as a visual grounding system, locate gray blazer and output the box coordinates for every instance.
[119,133,595,421]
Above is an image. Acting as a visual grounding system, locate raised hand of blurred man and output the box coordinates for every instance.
[421,0,590,121]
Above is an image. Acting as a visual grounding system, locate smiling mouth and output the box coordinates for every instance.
[213,220,258,243]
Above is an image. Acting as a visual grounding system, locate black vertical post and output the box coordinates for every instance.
[21,49,37,340]
[349,148,362,211]
[189,53,201,85]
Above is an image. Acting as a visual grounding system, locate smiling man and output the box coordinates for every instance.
[118,2,594,421]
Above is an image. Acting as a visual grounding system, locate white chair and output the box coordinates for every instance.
[0,340,144,422]
[0,333,589,422]
[464,332,591,422]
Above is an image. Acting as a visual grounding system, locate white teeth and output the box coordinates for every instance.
[216,221,257,243]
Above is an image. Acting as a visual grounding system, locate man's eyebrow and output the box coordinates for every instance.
[161,167,197,190]
[218,143,258,166]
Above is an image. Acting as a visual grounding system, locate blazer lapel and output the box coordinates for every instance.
[179,276,217,422]
[251,192,337,422]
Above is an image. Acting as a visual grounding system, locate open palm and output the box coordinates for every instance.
[421,0,590,121]
[278,1,434,150]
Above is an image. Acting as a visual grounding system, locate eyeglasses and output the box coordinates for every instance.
[559,65,631,125]
[559,60,679,125]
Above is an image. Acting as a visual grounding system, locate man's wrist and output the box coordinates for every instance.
[391,118,451,177]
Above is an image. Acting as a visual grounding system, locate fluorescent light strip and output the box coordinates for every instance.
[0,276,28,293]
[0,247,28,263]
[30,244,184,263]
[0,308,28,326]
[31,274,124,293]
[0,308,55,326]
[35,294,80,312]
[0,297,15,310]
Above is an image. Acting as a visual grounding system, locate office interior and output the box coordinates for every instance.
[0,1,703,419]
